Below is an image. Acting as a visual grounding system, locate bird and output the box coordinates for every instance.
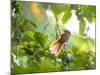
[49,30,71,56]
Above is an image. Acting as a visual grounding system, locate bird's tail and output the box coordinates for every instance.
[50,39,64,56]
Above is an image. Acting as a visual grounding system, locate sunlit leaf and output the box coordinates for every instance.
[80,6,96,23]
[62,7,72,24]
[24,31,34,39]
[51,5,69,20]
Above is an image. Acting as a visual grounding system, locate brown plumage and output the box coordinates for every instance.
[50,30,71,56]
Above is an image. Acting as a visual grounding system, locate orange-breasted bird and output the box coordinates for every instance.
[50,30,71,56]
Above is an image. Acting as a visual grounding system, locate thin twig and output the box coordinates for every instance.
[55,19,61,39]
[55,23,58,39]
[56,20,61,37]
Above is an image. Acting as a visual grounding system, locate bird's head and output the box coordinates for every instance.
[61,30,71,42]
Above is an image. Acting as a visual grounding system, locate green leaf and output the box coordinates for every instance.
[79,17,86,35]
[70,57,85,70]
[34,32,47,47]
[62,7,72,24]
[51,5,69,20]
[29,20,37,28]
[80,6,96,23]
[38,57,61,72]
[24,31,34,39]
[26,19,37,28]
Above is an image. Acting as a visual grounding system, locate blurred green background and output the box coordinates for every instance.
[11,0,96,74]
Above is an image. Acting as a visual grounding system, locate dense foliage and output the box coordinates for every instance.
[11,1,96,74]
